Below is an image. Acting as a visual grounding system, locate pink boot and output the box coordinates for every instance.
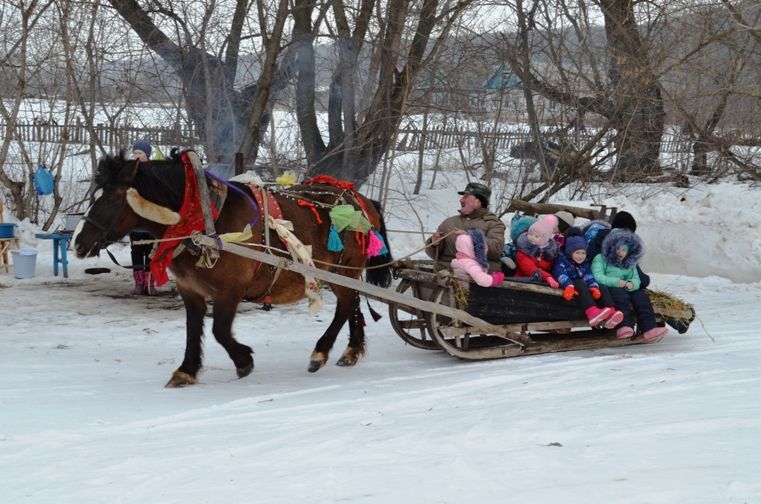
[132,270,145,295]
[616,326,635,339]
[145,271,158,296]
[642,326,668,342]
[604,309,624,329]
[585,306,612,326]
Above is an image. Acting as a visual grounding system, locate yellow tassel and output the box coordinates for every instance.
[276,170,297,186]
[219,224,253,243]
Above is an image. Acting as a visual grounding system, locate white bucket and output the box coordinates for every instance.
[65,213,84,231]
[11,248,38,279]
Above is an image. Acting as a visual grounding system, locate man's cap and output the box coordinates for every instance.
[458,182,491,205]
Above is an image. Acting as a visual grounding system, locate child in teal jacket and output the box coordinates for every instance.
[591,229,668,342]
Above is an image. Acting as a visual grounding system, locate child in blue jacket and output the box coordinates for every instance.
[552,228,623,328]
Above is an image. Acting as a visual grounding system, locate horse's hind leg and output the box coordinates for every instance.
[211,294,254,379]
[308,286,358,373]
[167,289,207,388]
[336,296,366,367]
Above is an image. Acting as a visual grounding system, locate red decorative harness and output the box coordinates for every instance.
[150,153,219,286]
[248,184,284,220]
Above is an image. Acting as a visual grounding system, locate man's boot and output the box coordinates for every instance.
[132,270,145,295]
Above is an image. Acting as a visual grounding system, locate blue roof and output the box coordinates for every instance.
[483,64,521,89]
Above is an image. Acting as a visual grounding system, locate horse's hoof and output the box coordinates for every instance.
[165,371,198,388]
[308,351,327,373]
[237,361,254,378]
[335,355,355,367]
[336,348,362,367]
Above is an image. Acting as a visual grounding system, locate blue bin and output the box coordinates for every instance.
[0,223,15,238]
[11,248,37,279]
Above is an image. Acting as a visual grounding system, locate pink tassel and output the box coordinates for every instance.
[366,230,384,257]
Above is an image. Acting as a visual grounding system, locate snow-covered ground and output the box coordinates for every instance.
[1,177,760,503]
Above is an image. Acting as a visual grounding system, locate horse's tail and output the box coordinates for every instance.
[365,199,393,288]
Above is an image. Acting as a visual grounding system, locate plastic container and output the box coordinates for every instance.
[0,223,15,238]
[64,212,84,231]
[11,248,37,279]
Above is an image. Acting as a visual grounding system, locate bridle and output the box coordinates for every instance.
[82,158,141,250]
[81,190,130,250]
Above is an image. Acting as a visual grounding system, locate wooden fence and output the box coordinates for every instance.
[394,126,697,155]
[4,120,200,151]
[0,120,734,158]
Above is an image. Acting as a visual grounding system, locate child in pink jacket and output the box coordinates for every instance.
[451,229,505,287]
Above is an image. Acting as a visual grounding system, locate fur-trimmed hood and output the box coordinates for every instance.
[455,229,489,269]
[516,231,558,260]
[601,229,644,269]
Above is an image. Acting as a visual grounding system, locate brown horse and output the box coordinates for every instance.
[73,151,392,387]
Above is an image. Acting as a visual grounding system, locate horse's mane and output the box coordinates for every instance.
[95,149,187,210]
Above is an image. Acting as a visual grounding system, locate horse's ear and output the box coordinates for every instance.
[117,158,140,186]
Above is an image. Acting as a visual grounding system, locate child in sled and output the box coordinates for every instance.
[552,228,623,328]
[514,214,560,288]
[500,213,536,275]
[451,229,505,287]
[591,229,668,342]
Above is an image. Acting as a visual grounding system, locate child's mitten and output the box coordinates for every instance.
[563,285,579,300]
[490,272,505,287]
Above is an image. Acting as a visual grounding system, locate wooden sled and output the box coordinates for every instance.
[388,260,695,361]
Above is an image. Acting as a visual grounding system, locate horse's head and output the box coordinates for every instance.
[74,152,141,258]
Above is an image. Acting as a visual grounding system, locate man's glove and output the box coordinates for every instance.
[546,276,560,289]
[563,285,579,301]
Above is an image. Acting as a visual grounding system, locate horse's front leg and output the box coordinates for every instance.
[166,289,207,388]
[309,286,359,372]
[211,294,254,379]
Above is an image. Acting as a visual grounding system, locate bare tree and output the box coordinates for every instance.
[105,0,475,185]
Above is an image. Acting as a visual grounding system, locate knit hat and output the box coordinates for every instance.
[527,214,557,247]
[458,182,491,207]
[564,227,587,255]
[611,211,636,232]
[555,211,575,233]
[132,140,152,159]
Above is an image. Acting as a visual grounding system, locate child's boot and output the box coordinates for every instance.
[145,271,158,296]
[585,306,612,326]
[616,326,635,339]
[642,326,668,342]
[603,309,624,329]
[132,270,145,295]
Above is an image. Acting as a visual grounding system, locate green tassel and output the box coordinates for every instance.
[327,225,344,252]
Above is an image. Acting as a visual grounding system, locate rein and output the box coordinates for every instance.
[204,169,260,230]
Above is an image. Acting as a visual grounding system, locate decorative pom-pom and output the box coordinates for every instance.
[327,225,344,252]
[366,229,386,257]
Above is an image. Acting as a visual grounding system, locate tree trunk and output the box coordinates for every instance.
[599,0,665,179]
[107,0,283,165]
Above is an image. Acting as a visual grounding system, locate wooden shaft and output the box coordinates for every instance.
[194,235,531,346]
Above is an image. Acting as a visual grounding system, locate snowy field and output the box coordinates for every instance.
[1,177,761,503]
